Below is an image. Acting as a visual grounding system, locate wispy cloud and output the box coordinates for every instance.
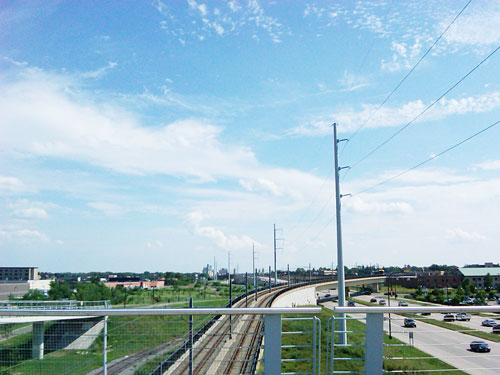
[289,91,500,136]
[187,210,259,251]
[155,0,286,44]
[445,227,486,242]
[80,61,117,79]
[0,176,35,195]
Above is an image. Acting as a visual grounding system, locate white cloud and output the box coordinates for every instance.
[476,160,500,171]
[88,202,126,216]
[441,2,500,49]
[0,69,259,182]
[0,228,49,243]
[147,240,164,249]
[290,91,500,136]
[445,228,487,242]
[343,196,413,215]
[8,199,53,219]
[13,207,48,219]
[0,176,34,195]
[80,61,117,79]
[158,0,285,43]
[187,210,259,251]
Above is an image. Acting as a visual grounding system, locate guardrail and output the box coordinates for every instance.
[0,300,111,310]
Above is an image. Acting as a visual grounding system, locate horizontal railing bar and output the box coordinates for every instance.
[282,344,313,348]
[282,331,313,334]
[282,317,314,321]
[0,307,321,316]
[281,358,314,362]
[331,357,364,361]
[332,306,500,313]
[281,372,313,375]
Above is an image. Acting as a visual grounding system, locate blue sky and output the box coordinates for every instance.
[1,0,500,273]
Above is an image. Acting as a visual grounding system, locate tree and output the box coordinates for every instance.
[48,281,73,300]
[484,273,493,291]
[22,290,47,301]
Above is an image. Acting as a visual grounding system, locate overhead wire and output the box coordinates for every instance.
[350,44,500,169]
[339,0,473,156]
[354,118,500,195]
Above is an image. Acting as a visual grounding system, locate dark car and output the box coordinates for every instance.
[404,318,417,328]
[370,298,377,303]
[470,341,491,352]
[347,301,356,307]
[492,324,500,334]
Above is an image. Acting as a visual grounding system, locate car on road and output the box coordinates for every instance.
[456,312,471,321]
[443,314,455,322]
[470,341,491,352]
[482,319,497,327]
[325,293,331,297]
[379,299,386,305]
[404,318,416,328]
[492,324,500,334]
[421,312,431,316]
[347,301,356,307]
[398,301,408,307]
[370,298,377,303]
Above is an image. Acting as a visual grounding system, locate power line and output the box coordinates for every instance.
[350,44,500,169]
[343,0,473,150]
[354,118,500,195]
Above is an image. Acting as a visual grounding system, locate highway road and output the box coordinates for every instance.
[324,295,500,375]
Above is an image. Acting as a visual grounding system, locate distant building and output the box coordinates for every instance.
[202,264,214,278]
[0,267,40,281]
[387,270,463,289]
[459,266,500,288]
[103,276,165,289]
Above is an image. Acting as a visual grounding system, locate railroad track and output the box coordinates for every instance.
[104,337,183,375]
[167,286,284,375]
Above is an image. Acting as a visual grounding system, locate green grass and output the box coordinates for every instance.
[281,306,466,375]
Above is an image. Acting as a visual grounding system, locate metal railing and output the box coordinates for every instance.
[0,307,320,375]
[0,300,111,310]
[327,305,500,375]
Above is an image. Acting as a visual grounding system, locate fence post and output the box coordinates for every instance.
[189,297,193,375]
[264,314,281,375]
[103,316,107,375]
[364,313,383,375]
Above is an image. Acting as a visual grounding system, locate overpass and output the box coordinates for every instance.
[0,300,109,359]
[272,276,386,307]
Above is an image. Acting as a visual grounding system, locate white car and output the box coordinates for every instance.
[456,312,471,321]
[482,319,497,327]
[379,299,386,305]
[398,301,408,307]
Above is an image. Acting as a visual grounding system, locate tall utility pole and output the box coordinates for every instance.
[333,122,349,345]
[273,224,283,285]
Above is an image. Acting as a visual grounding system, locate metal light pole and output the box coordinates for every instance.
[333,122,348,345]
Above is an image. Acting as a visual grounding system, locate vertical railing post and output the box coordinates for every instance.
[102,316,107,375]
[246,272,248,307]
[189,297,193,375]
[364,313,384,375]
[312,318,317,375]
[264,314,281,375]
